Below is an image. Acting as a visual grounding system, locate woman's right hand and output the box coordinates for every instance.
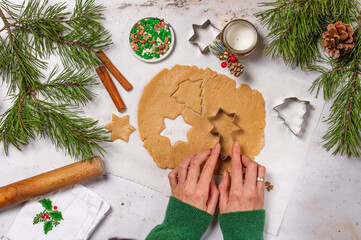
[219,141,266,214]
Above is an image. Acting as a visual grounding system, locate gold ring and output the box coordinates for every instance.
[257,177,265,182]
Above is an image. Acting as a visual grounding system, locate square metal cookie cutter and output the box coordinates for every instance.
[273,97,310,136]
[189,19,221,54]
[207,108,241,160]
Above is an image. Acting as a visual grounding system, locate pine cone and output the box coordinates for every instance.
[322,21,355,58]
[228,60,244,77]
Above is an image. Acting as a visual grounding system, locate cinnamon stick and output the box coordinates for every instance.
[97,50,133,91]
[96,66,126,112]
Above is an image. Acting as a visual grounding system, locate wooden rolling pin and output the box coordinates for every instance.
[0,156,105,209]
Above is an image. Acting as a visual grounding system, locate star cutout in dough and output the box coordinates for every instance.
[171,80,203,115]
[105,114,136,142]
[160,115,192,146]
[208,108,241,159]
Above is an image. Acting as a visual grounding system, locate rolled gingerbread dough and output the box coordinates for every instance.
[138,65,265,174]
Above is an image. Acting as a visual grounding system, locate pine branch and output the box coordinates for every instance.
[310,66,352,99]
[344,68,357,136]
[209,40,227,57]
[1,89,109,160]
[323,69,361,157]
[38,67,98,106]
[18,89,31,129]
[256,0,360,69]
[1,0,111,64]
[0,6,13,44]
[0,0,112,160]
[0,7,46,92]
[0,0,22,19]
[281,0,310,40]
[0,94,34,153]
[0,0,94,27]
[310,19,361,157]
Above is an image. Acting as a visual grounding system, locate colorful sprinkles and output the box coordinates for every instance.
[129,17,173,61]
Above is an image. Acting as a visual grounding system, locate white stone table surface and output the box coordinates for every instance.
[0,0,361,239]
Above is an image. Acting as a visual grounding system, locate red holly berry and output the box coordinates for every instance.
[54,206,58,210]
[43,213,47,216]
[46,216,50,219]
[41,215,45,219]
[230,56,237,62]
[221,62,227,68]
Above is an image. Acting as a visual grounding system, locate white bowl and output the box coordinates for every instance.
[128,17,175,63]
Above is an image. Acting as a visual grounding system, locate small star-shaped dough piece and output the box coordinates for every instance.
[105,114,136,142]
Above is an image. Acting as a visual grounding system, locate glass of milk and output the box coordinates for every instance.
[221,19,258,57]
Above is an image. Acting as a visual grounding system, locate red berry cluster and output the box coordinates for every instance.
[41,212,49,219]
[40,206,57,219]
[221,55,237,68]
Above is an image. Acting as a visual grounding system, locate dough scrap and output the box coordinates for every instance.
[106,114,136,142]
[171,80,203,115]
[138,65,265,174]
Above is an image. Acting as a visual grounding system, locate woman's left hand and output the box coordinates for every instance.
[168,143,221,215]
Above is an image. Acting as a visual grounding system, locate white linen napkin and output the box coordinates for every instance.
[5,184,110,240]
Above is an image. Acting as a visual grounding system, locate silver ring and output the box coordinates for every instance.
[257,177,265,182]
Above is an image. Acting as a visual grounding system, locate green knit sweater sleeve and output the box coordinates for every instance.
[146,196,213,240]
[219,210,265,240]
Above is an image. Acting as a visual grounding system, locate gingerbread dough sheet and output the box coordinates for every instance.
[138,65,265,174]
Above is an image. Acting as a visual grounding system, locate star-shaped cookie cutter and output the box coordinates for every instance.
[189,19,221,54]
[273,97,310,136]
[207,108,241,160]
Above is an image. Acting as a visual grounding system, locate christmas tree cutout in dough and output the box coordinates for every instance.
[171,80,203,115]
[105,114,136,142]
[208,108,241,159]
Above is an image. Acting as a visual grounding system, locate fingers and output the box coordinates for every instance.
[219,170,230,213]
[244,156,258,189]
[187,149,212,185]
[168,168,178,189]
[231,141,243,190]
[257,165,266,206]
[241,154,253,167]
[198,143,221,188]
[177,154,195,184]
[206,178,219,215]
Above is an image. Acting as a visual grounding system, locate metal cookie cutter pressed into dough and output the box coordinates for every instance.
[189,19,221,54]
[207,107,241,160]
[273,97,310,136]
